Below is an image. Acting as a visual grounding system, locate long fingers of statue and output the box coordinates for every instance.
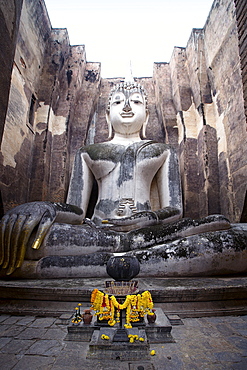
[0,209,55,275]
[15,215,42,269]
[0,214,16,267]
[7,214,28,275]
[0,215,9,265]
[2,214,18,268]
[31,209,55,251]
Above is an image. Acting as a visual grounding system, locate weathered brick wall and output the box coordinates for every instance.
[168,29,222,219]
[153,0,246,222]
[203,0,246,222]
[28,29,91,204]
[234,0,247,222]
[234,0,247,124]
[0,0,23,146]
[0,0,24,217]
[25,31,102,204]
[0,0,102,211]
[0,0,51,212]
[153,63,178,147]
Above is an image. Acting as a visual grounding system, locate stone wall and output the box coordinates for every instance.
[0,0,101,211]
[0,0,23,146]
[204,0,246,222]
[234,0,247,222]
[234,0,247,124]
[0,0,51,211]
[0,0,24,216]
[151,0,246,222]
[0,0,246,224]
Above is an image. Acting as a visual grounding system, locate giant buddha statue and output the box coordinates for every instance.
[0,82,246,278]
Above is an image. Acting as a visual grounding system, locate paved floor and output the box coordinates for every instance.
[0,313,247,369]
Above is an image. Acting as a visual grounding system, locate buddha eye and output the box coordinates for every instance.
[130,93,143,105]
[112,94,124,105]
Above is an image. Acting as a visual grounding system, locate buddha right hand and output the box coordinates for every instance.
[0,201,58,275]
[0,201,83,275]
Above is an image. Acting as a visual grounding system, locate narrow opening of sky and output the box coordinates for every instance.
[44,0,214,78]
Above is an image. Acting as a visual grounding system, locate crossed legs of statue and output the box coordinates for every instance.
[0,213,240,278]
[25,214,230,259]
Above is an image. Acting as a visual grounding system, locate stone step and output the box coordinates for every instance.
[0,276,246,317]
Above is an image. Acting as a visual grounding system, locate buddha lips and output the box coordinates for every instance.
[90,289,154,328]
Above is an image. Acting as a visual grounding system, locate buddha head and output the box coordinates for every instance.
[106,81,149,139]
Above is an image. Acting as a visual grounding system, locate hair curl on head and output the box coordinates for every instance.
[107,81,148,113]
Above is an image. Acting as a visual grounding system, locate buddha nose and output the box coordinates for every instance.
[123,99,132,112]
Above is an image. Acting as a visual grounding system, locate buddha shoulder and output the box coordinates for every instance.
[79,142,125,163]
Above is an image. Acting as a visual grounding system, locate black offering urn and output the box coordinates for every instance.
[106,255,140,281]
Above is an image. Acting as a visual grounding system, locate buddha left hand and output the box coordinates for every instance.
[104,207,181,232]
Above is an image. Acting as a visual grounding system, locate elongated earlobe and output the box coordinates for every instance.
[141,111,149,138]
[106,112,113,139]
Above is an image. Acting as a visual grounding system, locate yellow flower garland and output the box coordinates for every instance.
[90,289,154,327]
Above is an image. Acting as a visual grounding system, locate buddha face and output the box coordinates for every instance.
[107,90,149,136]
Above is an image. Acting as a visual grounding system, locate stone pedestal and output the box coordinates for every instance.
[65,313,98,342]
[65,307,174,347]
[66,324,95,342]
[144,308,175,343]
[87,327,150,361]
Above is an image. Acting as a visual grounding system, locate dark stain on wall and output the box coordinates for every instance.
[85,70,99,83]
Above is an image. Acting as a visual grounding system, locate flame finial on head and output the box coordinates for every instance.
[125,60,134,84]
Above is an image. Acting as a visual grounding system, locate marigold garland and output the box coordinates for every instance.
[90,289,154,327]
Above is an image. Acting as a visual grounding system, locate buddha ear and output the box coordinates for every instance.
[141,110,149,138]
[106,111,113,139]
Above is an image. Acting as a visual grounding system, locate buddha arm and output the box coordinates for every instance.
[66,148,94,218]
[155,148,183,221]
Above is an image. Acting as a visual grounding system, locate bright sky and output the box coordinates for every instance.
[44,0,214,78]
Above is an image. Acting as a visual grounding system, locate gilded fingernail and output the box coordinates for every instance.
[32,239,40,250]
